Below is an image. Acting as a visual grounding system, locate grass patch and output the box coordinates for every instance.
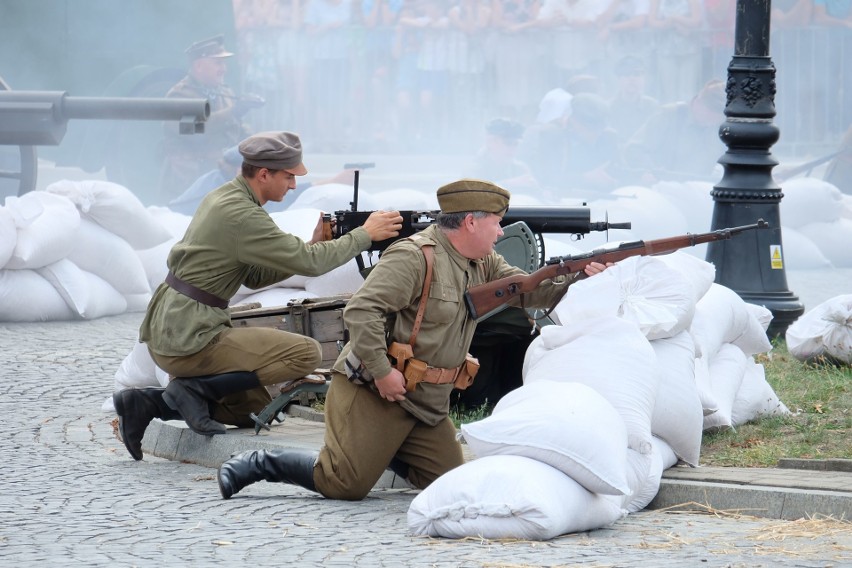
[700,340,852,467]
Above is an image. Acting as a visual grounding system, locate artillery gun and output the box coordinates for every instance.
[0,77,209,197]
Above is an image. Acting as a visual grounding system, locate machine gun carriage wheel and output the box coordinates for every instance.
[0,76,38,197]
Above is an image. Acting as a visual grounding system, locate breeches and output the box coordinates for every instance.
[150,327,322,427]
[313,372,464,501]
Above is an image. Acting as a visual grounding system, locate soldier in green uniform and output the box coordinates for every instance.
[158,35,264,203]
[112,131,404,461]
[216,178,611,500]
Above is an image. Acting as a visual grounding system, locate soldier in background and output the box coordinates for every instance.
[158,35,264,203]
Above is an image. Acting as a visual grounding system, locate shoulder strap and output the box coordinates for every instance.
[409,244,434,347]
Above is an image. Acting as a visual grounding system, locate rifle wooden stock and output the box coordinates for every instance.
[463,220,769,319]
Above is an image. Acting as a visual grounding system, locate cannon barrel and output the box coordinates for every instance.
[0,91,210,145]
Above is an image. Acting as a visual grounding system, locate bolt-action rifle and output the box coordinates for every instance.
[463,220,769,319]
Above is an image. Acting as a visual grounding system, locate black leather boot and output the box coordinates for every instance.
[218,448,318,499]
[163,371,261,436]
[113,387,182,460]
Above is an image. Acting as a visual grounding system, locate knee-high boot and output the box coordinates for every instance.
[218,448,319,500]
[163,371,261,436]
[113,387,183,461]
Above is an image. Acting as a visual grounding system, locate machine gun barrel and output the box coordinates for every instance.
[502,206,631,236]
[0,91,210,145]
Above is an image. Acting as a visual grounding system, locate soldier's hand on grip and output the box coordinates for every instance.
[363,210,404,242]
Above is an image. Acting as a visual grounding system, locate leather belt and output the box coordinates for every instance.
[165,271,229,309]
[420,365,460,385]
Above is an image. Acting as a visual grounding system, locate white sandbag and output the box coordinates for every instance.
[37,259,127,319]
[44,180,172,249]
[590,186,690,240]
[689,283,772,359]
[124,293,152,313]
[694,355,719,417]
[780,226,833,270]
[67,219,151,295]
[147,206,192,239]
[269,207,325,241]
[4,191,80,269]
[523,316,658,454]
[731,357,790,427]
[798,218,852,268]
[407,455,627,541]
[653,250,716,304]
[304,259,364,296]
[786,294,852,363]
[552,256,695,340]
[236,287,317,307]
[114,341,170,390]
[288,183,379,212]
[0,206,16,268]
[0,269,76,321]
[135,237,177,290]
[649,332,703,466]
[622,436,678,513]
[746,302,773,332]
[780,177,846,229]
[541,234,585,259]
[652,180,715,231]
[371,188,437,210]
[702,344,748,432]
[460,381,630,495]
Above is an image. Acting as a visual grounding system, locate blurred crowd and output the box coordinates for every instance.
[228,0,852,162]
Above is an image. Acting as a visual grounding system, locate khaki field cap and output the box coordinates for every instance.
[238,132,308,175]
[185,35,234,60]
[437,179,511,217]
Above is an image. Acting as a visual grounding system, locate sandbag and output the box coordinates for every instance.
[649,331,703,466]
[236,287,317,307]
[786,294,852,364]
[0,205,16,268]
[4,191,80,269]
[460,381,630,495]
[780,177,847,229]
[553,256,695,340]
[37,259,127,319]
[653,250,716,305]
[304,259,364,296]
[0,269,76,322]
[622,436,678,513]
[689,283,772,359]
[798,218,852,268]
[44,180,172,249]
[694,355,719,417]
[780,226,833,270]
[135,237,178,291]
[67,219,151,295]
[114,340,170,391]
[702,344,748,432]
[731,357,790,427]
[523,316,658,454]
[407,455,627,541]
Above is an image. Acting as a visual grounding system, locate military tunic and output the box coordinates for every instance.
[159,75,247,201]
[139,176,370,425]
[315,224,576,499]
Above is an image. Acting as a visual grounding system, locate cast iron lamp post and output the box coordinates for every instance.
[705,0,803,338]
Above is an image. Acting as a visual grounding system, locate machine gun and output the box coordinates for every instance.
[0,89,209,195]
[326,206,631,270]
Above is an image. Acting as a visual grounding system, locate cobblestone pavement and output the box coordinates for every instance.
[1,313,850,567]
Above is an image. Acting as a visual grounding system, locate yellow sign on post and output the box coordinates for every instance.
[770,245,783,269]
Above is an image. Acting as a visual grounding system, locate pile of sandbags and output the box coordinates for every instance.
[786,295,852,364]
[0,181,172,321]
[408,252,789,540]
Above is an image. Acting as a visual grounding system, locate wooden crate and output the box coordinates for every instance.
[230,295,350,367]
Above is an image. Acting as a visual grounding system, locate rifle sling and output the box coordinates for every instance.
[409,244,434,346]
